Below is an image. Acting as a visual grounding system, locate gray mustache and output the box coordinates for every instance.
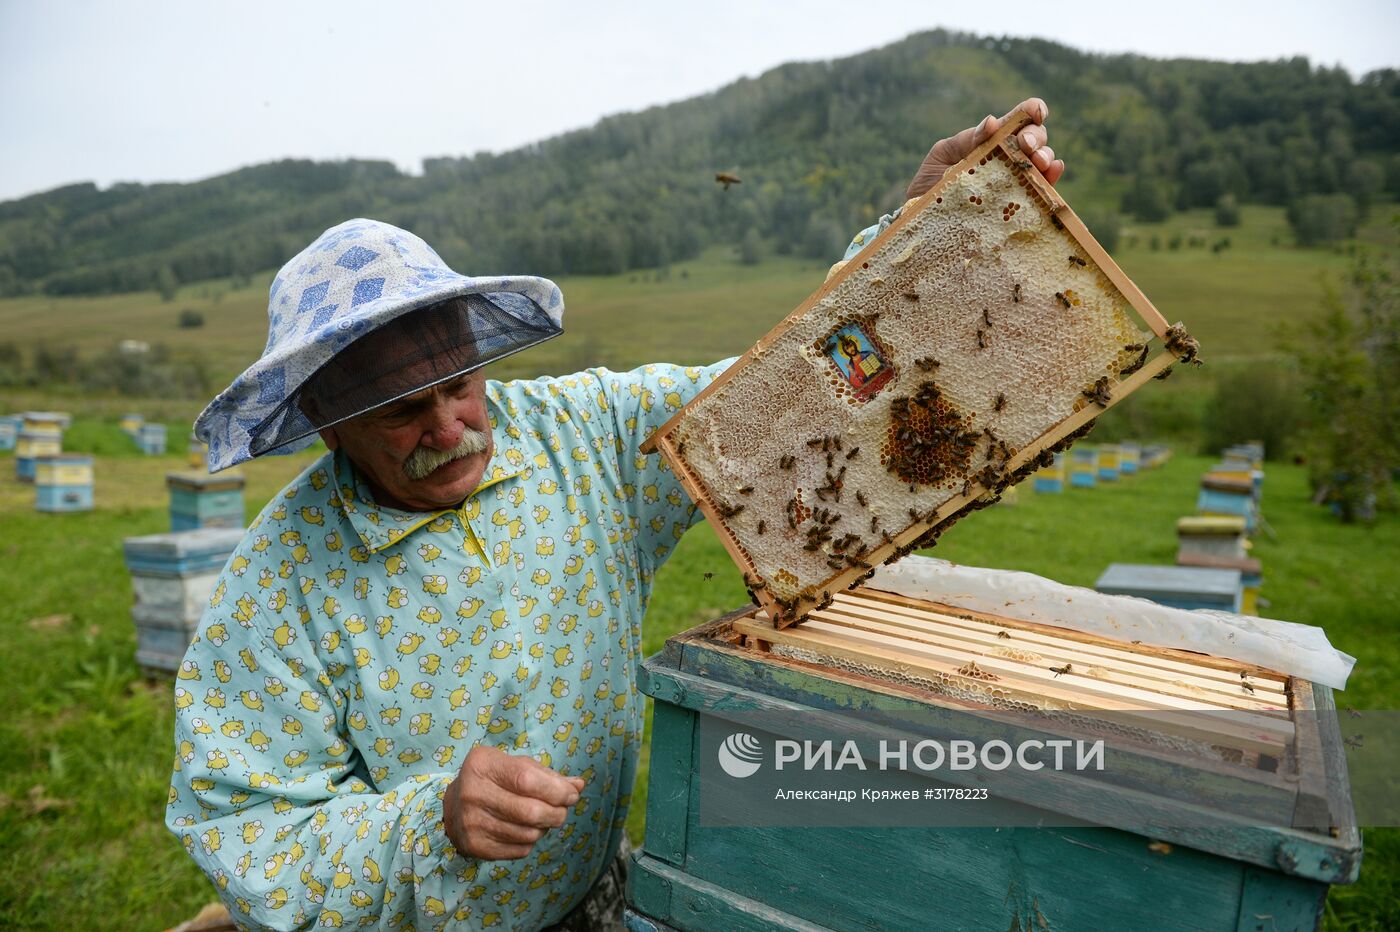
[402,429,491,480]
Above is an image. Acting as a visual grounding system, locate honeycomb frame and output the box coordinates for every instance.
[642,108,1193,628]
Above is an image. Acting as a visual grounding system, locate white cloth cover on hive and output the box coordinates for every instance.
[867,556,1355,690]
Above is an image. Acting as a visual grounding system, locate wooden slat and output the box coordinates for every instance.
[839,591,1287,698]
[731,616,1291,756]
[856,588,1289,685]
[811,602,1287,715]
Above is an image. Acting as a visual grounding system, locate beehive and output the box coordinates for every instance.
[123,528,243,672]
[167,471,245,531]
[1032,451,1065,493]
[34,454,94,513]
[643,109,1195,627]
[22,411,68,435]
[1096,443,1122,481]
[1142,444,1172,469]
[120,413,145,438]
[1095,563,1242,613]
[1198,473,1257,531]
[138,422,167,455]
[15,429,62,482]
[1069,445,1098,488]
[1118,441,1141,474]
[0,416,17,452]
[1175,515,1249,561]
[630,596,1360,931]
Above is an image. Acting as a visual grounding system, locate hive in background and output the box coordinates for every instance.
[15,429,62,482]
[0,415,19,452]
[120,413,145,439]
[138,422,167,455]
[34,454,93,513]
[167,470,245,531]
[1096,443,1121,481]
[1033,451,1066,493]
[123,528,244,673]
[644,108,1194,627]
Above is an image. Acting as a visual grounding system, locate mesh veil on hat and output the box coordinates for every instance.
[194,219,563,471]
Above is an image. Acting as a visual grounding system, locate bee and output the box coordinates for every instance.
[1344,734,1365,750]
[1121,343,1150,377]
[806,438,824,449]
[1154,367,1173,381]
[1050,663,1072,678]
[1346,706,1362,719]
[779,454,796,470]
[976,328,987,349]
[846,446,859,460]
[737,485,753,496]
[1051,214,1065,229]
[996,630,1011,640]
[756,520,766,535]
[1055,292,1071,309]
[993,392,1006,412]
[827,558,846,571]
[870,515,879,532]
[832,436,842,452]
[826,451,835,468]
[743,573,767,591]
[960,479,972,497]
[983,425,999,443]
[1147,841,1173,856]
[702,572,714,581]
[855,490,868,507]
[715,172,741,190]
[1013,283,1021,303]
[1241,681,1255,695]
[1082,377,1113,408]
[1068,255,1087,267]
[902,290,920,301]
[982,307,992,326]
[716,502,744,518]
[1164,324,1202,365]
[676,439,686,456]
[914,356,940,371]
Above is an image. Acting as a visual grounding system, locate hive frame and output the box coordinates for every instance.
[643,108,1187,627]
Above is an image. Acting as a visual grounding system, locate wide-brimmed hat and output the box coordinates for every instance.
[194,218,563,471]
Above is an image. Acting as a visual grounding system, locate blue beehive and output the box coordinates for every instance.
[1069,447,1097,488]
[0,415,19,451]
[34,454,94,512]
[123,528,244,672]
[1118,442,1141,474]
[626,600,1359,931]
[167,471,245,531]
[1198,473,1257,532]
[1096,444,1121,481]
[1094,563,1243,613]
[138,422,168,455]
[1032,452,1065,493]
[15,429,62,482]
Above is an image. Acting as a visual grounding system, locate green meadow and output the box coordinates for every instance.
[1,205,1398,928]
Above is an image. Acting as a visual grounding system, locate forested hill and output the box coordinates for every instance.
[3,30,1397,297]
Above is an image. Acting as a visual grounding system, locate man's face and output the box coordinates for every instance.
[320,371,493,512]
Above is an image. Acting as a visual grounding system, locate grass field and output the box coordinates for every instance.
[1,207,1397,927]
[0,423,1396,929]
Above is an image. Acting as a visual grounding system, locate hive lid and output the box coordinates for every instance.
[642,107,1197,627]
[166,471,245,492]
[1095,563,1242,599]
[122,527,245,575]
[1176,515,1248,536]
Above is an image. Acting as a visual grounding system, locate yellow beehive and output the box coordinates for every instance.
[644,109,1197,626]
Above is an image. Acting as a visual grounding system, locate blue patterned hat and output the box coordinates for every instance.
[194,219,564,472]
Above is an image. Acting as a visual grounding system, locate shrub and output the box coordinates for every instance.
[177,309,205,328]
[1287,194,1358,247]
[1214,194,1241,227]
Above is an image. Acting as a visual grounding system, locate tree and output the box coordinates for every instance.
[1287,194,1358,247]
[178,308,205,328]
[1121,173,1172,223]
[738,229,763,265]
[1284,247,1399,521]
[156,265,178,302]
[1214,194,1241,227]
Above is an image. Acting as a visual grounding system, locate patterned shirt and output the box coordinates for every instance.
[167,360,730,930]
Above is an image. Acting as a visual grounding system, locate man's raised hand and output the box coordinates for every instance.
[905,97,1064,200]
[444,745,587,860]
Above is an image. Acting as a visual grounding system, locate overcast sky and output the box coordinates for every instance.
[1,0,1396,202]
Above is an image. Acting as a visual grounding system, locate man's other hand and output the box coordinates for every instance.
[905,97,1064,200]
[444,745,587,860]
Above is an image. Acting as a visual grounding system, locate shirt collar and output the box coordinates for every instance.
[331,448,525,554]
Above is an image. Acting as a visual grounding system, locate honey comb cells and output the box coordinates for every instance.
[646,110,1190,627]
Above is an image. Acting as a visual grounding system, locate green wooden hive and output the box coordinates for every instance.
[626,601,1360,932]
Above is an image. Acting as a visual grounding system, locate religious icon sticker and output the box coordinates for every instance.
[810,317,896,403]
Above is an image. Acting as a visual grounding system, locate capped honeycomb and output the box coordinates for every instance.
[646,111,1196,627]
